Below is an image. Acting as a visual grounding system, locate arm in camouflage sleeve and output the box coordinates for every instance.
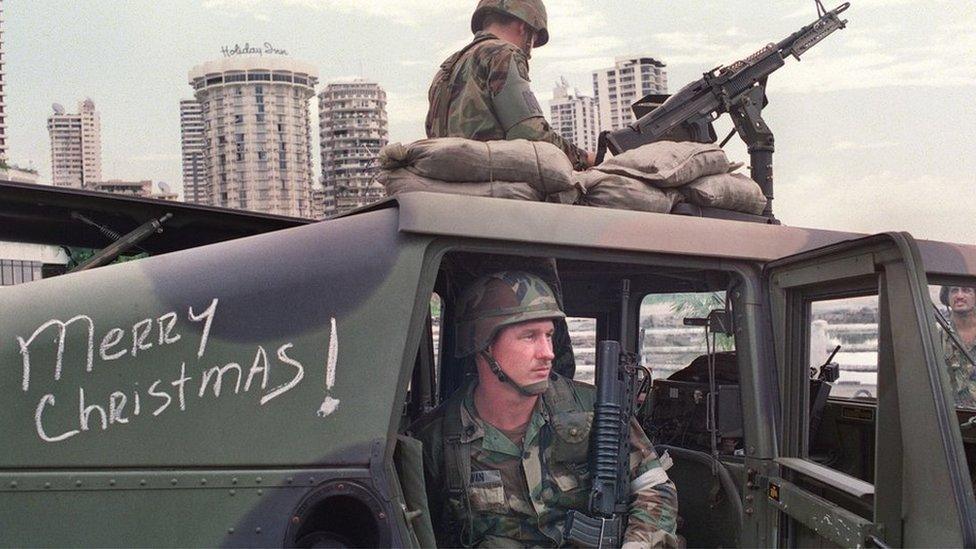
[487,47,592,171]
[506,117,592,171]
[623,417,680,548]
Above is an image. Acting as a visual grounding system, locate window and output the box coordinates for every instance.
[809,296,879,400]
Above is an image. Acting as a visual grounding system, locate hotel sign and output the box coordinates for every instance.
[221,42,289,58]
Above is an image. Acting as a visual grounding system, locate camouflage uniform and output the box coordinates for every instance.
[412,374,679,547]
[942,324,976,409]
[425,31,591,171]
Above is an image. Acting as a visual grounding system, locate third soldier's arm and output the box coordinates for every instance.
[488,48,592,171]
[623,417,680,548]
[506,118,591,171]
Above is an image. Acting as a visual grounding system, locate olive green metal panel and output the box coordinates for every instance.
[767,479,878,547]
[0,469,368,547]
[0,209,429,468]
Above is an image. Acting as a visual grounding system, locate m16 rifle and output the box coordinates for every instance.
[564,340,642,548]
[596,2,851,220]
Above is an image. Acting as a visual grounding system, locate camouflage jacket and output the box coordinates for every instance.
[426,31,591,171]
[412,374,679,547]
[942,324,976,409]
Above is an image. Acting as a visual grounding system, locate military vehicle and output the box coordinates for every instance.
[1,180,975,547]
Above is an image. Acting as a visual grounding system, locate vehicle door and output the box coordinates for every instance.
[764,232,976,547]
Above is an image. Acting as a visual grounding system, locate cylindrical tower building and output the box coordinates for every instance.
[189,56,318,217]
[318,78,388,216]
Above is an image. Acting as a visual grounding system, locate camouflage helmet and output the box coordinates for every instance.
[455,271,564,357]
[471,0,550,47]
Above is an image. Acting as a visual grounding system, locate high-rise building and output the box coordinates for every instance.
[188,55,318,217]
[550,77,599,153]
[318,78,388,216]
[593,56,668,132]
[0,0,7,162]
[47,99,102,188]
[179,99,206,204]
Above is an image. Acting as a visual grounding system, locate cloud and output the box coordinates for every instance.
[830,140,898,151]
[202,0,469,25]
[648,29,767,67]
[129,153,181,162]
[386,90,429,124]
[776,171,975,244]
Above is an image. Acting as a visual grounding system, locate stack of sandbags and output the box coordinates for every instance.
[376,138,574,202]
[572,141,767,215]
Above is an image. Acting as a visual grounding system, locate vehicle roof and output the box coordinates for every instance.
[361,193,976,275]
[0,180,310,254]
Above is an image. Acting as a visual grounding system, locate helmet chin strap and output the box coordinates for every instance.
[480,350,549,396]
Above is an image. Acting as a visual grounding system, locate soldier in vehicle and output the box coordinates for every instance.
[425,0,595,171]
[411,271,678,547]
[940,285,976,408]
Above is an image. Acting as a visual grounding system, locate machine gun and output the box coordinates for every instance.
[597,2,851,219]
[565,340,642,547]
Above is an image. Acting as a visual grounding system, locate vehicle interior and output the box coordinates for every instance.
[393,249,976,548]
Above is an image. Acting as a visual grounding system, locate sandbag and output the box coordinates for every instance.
[379,138,574,195]
[595,141,729,188]
[574,170,682,213]
[680,172,767,215]
[377,168,543,201]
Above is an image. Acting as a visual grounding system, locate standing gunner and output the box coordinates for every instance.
[425,0,595,171]
[411,271,678,547]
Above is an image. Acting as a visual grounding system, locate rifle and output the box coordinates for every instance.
[596,2,851,219]
[564,340,640,547]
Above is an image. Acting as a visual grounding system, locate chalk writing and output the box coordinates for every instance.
[17,297,324,444]
[317,317,340,417]
[18,299,218,393]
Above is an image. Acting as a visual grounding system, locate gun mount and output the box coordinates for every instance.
[597,2,851,221]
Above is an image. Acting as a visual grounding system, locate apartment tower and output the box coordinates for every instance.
[550,77,599,153]
[47,99,102,188]
[179,99,206,204]
[318,78,388,216]
[593,56,668,132]
[0,0,7,162]
[188,55,318,217]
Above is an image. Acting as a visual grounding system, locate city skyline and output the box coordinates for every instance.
[2,1,974,242]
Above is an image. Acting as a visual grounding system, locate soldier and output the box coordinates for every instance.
[412,271,678,547]
[940,285,976,408]
[426,0,595,171]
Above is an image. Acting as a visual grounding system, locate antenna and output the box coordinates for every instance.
[52,103,65,114]
[158,181,172,194]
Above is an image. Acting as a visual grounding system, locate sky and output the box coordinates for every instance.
[4,0,975,244]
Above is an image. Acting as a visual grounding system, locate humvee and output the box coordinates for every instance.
[1,185,975,547]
